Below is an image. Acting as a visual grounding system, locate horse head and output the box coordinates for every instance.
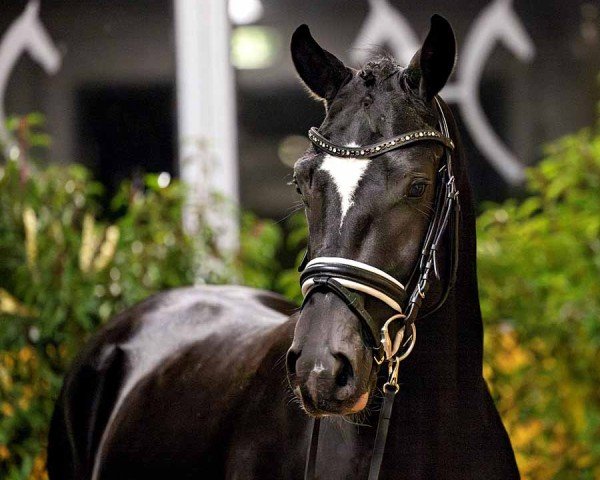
[0,0,61,160]
[489,0,534,62]
[22,0,61,74]
[286,16,457,416]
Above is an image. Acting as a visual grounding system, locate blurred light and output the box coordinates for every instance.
[157,171,171,188]
[231,26,279,69]
[109,283,122,297]
[494,209,509,223]
[9,145,20,160]
[28,326,40,343]
[278,135,310,168]
[229,0,264,26]
[131,241,143,255]
[110,267,121,281]
[580,3,599,45]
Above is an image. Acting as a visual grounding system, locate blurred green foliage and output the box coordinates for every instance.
[1,111,600,479]
[478,126,600,479]
[0,115,282,480]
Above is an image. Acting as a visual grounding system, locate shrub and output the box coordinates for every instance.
[478,125,600,479]
[2,111,600,479]
[0,159,203,478]
[0,153,282,479]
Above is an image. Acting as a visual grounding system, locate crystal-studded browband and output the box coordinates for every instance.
[308,126,455,159]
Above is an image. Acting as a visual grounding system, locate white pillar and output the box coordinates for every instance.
[174,0,239,278]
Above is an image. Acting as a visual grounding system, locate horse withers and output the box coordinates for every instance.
[47,16,519,480]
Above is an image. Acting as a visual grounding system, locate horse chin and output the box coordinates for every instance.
[299,396,370,417]
[348,391,370,413]
[304,390,372,417]
[343,367,379,414]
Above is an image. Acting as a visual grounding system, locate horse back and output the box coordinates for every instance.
[47,285,298,480]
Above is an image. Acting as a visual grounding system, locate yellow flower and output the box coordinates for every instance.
[576,453,592,469]
[1,353,15,369]
[29,452,48,480]
[0,366,12,391]
[50,220,65,246]
[511,420,543,449]
[0,444,10,460]
[79,214,99,273]
[18,346,34,363]
[17,396,30,411]
[93,225,120,272]
[1,402,14,417]
[494,329,532,374]
[23,206,38,270]
[0,288,38,317]
[482,362,493,381]
[22,385,33,400]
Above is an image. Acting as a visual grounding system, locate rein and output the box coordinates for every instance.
[299,98,460,480]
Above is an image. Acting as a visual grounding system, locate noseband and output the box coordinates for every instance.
[299,98,460,480]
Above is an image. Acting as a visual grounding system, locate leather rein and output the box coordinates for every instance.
[299,98,460,480]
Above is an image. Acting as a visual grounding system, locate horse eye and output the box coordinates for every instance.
[408,182,427,198]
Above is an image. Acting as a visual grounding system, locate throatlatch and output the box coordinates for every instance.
[300,97,460,480]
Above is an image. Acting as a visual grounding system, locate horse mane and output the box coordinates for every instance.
[357,48,400,86]
[436,97,485,383]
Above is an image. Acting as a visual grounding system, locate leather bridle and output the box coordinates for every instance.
[299,97,460,480]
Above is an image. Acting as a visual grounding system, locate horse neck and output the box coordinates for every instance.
[447,100,485,387]
[400,103,483,392]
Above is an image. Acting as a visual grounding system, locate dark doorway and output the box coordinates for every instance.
[77,85,176,206]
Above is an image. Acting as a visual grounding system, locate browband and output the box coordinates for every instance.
[308,126,454,159]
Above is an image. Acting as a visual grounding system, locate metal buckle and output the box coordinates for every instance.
[380,317,417,361]
[380,313,405,360]
[395,323,416,362]
[373,347,386,366]
[382,323,417,392]
[383,357,401,393]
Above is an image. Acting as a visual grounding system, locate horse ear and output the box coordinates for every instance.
[408,15,456,101]
[291,24,352,101]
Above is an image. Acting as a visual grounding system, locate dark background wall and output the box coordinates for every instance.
[1,0,599,218]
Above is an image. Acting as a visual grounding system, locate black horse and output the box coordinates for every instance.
[47,16,519,480]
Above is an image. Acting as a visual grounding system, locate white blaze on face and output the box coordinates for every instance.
[320,150,371,226]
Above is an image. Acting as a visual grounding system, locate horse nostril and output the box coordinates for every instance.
[334,353,354,388]
[286,348,301,379]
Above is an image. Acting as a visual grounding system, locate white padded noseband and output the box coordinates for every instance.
[300,257,405,312]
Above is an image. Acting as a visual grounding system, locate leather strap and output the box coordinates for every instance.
[304,387,398,480]
[302,276,382,350]
[368,387,398,480]
[304,417,320,480]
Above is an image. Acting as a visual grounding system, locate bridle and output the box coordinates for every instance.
[298,97,460,480]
